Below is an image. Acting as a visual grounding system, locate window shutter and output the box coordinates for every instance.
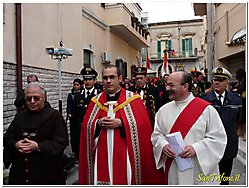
[168,40,172,49]
[189,38,193,56]
[157,41,161,59]
[168,40,172,57]
[182,39,185,57]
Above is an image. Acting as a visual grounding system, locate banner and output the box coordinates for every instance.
[146,50,150,69]
[163,50,169,74]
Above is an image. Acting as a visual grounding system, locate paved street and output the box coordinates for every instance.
[66,137,247,185]
[230,157,246,185]
[66,157,246,185]
[66,164,78,185]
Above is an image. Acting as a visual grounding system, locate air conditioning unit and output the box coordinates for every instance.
[102,51,111,63]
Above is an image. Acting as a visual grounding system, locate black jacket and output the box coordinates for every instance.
[73,87,101,127]
[201,90,242,159]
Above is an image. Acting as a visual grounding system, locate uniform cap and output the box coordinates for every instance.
[132,67,147,76]
[212,67,232,79]
[80,67,98,79]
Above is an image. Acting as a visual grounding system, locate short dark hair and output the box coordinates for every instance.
[181,71,192,92]
[27,74,39,82]
[102,64,121,76]
[73,78,83,85]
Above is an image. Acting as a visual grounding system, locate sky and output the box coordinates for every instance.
[140,2,202,23]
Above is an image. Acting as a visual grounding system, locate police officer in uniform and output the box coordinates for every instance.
[201,67,242,185]
[73,67,101,160]
[130,67,161,127]
[190,70,205,97]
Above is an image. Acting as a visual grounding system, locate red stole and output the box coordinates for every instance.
[164,97,210,184]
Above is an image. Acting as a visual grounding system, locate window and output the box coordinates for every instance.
[158,39,172,59]
[157,41,161,59]
[115,59,127,78]
[157,33,172,59]
[83,49,93,68]
[182,37,193,57]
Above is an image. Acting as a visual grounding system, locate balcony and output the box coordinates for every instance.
[149,50,199,62]
[104,4,150,49]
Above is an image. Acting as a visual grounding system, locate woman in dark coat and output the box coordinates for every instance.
[66,78,82,159]
[4,82,68,185]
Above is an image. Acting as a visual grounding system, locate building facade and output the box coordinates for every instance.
[147,19,206,77]
[194,3,246,80]
[3,3,149,132]
[213,3,246,78]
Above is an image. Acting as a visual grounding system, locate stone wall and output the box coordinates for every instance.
[3,62,81,133]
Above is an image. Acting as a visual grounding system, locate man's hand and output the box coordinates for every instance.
[99,117,122,129]
[16,138,39,153]
[162,144,176,158]
[178,145,196,158]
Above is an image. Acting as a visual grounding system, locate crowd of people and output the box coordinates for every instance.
[3,65,245,185]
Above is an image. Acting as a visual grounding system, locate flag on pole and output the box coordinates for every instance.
[146,50,150,69]
[163,50,169,74]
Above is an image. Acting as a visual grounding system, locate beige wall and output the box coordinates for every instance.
[3,3,145,79]
[3,3,147,132]
[214,3,246,65]
[3,4,16,63]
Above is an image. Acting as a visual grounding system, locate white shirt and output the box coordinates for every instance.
[85,87,94,98]
[214,91,225,105]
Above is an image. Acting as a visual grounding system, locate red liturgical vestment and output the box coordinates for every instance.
[78,88,164,185]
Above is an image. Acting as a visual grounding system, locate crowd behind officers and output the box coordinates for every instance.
[129,67,161,126]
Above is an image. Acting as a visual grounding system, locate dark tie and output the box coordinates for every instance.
[87,91,90,97]
[218,95,223,107]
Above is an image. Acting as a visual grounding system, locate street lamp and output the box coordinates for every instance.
[45,40,73,114]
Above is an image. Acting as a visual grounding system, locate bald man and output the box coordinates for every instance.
[151,71,227,185]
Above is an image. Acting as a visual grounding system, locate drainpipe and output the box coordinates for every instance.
[225,10,229,42]
[15,3,22,94]
[206,3,214,82]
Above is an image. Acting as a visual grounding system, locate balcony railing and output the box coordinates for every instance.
[148,50,199,61]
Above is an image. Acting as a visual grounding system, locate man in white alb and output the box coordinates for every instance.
[151,71,227,185]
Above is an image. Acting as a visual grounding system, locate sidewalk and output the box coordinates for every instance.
[237,136,246,165]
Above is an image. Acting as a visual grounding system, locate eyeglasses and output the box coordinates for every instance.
[25,96,42,102]
[102,75,118,80]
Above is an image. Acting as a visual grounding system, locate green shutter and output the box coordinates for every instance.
[142,48,146,61]
[189,38,193,56]
[157,41,161,59]
[168,40,172,58]
[182,39,185,57]
[168,40,172,49]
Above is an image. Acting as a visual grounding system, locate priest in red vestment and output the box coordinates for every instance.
[78,65,164,185]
